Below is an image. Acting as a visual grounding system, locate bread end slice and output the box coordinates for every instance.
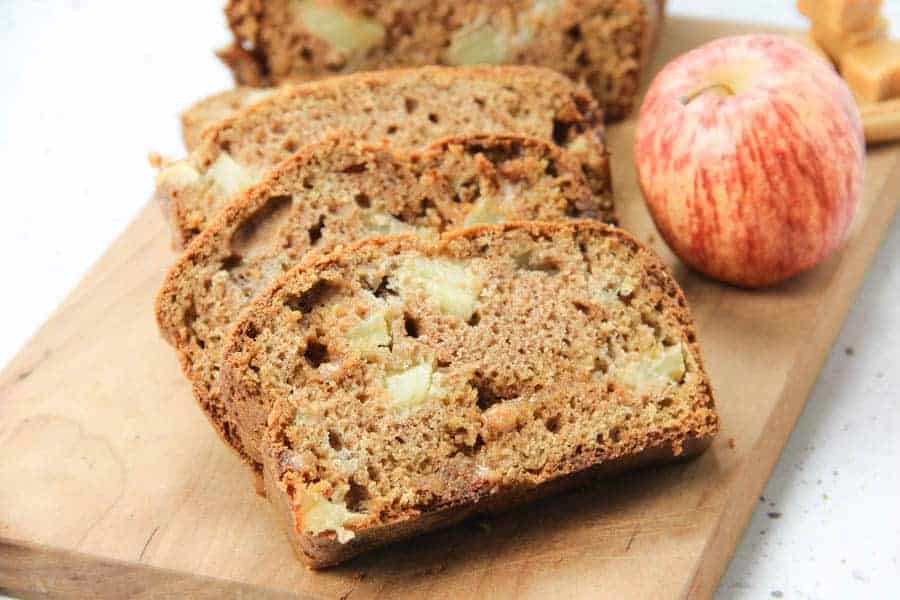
[181,87,276,152]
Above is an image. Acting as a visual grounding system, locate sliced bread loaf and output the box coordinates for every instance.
[156,133,600,477]
[181,87,275,152]
[154,65,611,248]
[220,221,718,567]
[219,0,665,121]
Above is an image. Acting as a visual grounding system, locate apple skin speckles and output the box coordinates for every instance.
[634,34,864,288]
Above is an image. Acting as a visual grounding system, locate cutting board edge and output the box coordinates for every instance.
[683,151,900,598]
[0,536,304,600]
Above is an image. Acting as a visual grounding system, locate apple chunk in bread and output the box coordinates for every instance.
[397,257,483,320]
[345,309,392,357]
[292,0,385,55]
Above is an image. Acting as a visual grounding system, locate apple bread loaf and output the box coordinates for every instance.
[156,133,600,477]
[181,87,275,152]
[218,0,665,121]
[220,221,718,567]
[155,65,611,249]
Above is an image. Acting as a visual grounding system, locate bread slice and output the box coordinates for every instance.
[220,221,718,567]
[218,0,665,121]
[154,65,611,248]
[181,87,275,152]
[156,133,601,479]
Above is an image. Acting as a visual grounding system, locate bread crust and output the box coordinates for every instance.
[180,87,275,152]
[266,433,712,568]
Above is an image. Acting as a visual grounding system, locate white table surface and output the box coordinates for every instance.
[1,2,897,598]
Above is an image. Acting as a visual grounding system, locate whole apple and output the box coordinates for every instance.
[635,34,864,287]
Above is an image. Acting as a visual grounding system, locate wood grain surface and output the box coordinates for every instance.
[2,17,899,600]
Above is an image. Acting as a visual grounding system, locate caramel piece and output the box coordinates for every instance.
[858,97,900,143]
[798,0,883,33]
[841,40,900,102]
[811,16,888,67]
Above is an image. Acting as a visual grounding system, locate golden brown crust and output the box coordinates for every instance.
[221,221,718,567]
[156,65,611,249]
[180,87,276,152]
[220,0,664,121]
[156,133,601,480]
[266,434,712,568]
[216,44,269,88]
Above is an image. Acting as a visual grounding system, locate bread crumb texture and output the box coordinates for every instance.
[156,134,601,470]
[219,0,659,120]
[157,65,610,248]
[222,222,718,562]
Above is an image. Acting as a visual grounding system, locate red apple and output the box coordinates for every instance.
[635,34,864,287]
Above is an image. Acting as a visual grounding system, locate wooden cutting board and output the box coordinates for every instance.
[2,16,899,600]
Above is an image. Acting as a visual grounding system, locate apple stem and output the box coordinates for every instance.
[679,83,736,105]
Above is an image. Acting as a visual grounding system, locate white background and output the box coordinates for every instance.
[0,2,898,598]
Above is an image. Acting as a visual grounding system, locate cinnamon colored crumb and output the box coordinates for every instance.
[160,66,611,248]
[222,221,719,567]
[219,0,662,120]
[155,134,600,472]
